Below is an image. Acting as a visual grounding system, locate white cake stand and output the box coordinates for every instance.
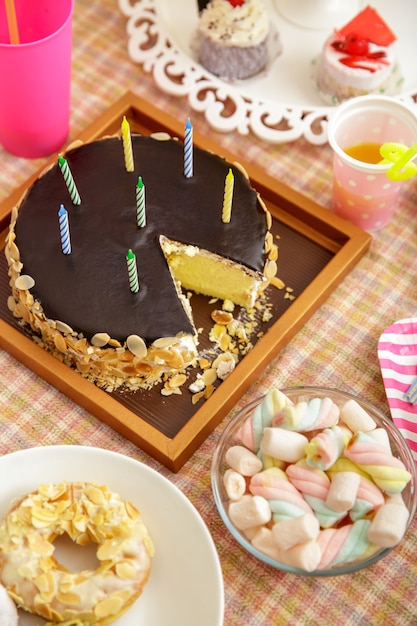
[274,0,363,30]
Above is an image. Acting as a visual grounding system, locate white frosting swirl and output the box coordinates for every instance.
[199,0,269,47]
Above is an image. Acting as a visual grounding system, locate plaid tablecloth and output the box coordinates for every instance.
[0,2,416,624]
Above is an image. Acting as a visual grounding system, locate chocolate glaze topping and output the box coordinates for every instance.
[15,135,267,344]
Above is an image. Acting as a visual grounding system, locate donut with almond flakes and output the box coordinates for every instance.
[0,482,154,624]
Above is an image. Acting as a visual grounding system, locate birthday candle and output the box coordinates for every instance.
[58,155,81,205]
[222,168,234,223]
[58,204,71,255]
[122,116,134,172]
[136,176,146,228]
[126,248,139,293]
[184,117,193,178]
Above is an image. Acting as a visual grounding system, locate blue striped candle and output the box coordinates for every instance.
[126,248,139,293]
[58,155,81,205]
[136,176,146,228]
[58,204,71,255]
[184,117,193,178]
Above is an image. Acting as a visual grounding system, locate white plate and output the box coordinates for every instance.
[119,0,417,144]
[0,446,224,626]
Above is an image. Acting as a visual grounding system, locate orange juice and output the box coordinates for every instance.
[344,142,382,164]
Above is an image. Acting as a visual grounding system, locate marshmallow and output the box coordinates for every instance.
[286,460,346,528]
[228,494,271,530]
[367,427,392,452]
[273,396,339,432]
[225,445,263,476]
[340,399,376,432]
[278,540,322,572]
[272,514,320,551]
[326,471,361,512]
[344,432,412,495]
[237,388,292,452]
[250,467,314,522]
[367,495,410,548]
[223,468,247,501]
[251,526,283,561]
[305,425,347,470]
[260,427,308,463]
[317,519,375,569]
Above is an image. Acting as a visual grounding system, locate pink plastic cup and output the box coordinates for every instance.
[327,95,417,231]
[0,0,73,158]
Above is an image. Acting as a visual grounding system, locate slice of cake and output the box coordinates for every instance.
[197,0,271,80]
[315,5,399,104]
[5,130,278,393]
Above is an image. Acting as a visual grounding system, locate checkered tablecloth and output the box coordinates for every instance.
[0,2,417,624]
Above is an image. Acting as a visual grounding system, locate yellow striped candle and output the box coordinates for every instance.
[121,116,134,172]
[222,168,234,223]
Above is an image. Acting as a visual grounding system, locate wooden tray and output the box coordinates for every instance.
[0,91,372,472]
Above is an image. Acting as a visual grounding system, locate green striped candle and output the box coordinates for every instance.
[126,248,139,293]
[136,176,146,228]
[58,155,81,205]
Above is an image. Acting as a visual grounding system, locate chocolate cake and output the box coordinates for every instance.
[5,131,278,393]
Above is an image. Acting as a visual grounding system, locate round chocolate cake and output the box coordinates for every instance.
[6,131,277,392]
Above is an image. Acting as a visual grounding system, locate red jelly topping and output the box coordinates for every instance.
[227,0,245,6]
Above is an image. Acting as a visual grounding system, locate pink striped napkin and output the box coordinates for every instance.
[378,318,417,464]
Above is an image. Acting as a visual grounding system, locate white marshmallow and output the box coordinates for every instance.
[251,526,283,561]
[223,468,247,501]
[367,495,410,548]
[340,399,376,432]
[326,471,361,512]
[260,427,308,463]
[272,514,320,551]
[367,427,392,452]
[279,540,322,572]
[228,494,272,531]
[225,445,263,476]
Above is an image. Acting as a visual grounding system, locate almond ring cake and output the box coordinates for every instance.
[0,482,154,624]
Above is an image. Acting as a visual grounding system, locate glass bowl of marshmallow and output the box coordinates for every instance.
[211,387,417,576]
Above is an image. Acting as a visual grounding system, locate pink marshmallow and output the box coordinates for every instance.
[249,467,313,521]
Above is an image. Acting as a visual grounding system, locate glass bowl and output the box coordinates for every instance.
[211,387,417,576]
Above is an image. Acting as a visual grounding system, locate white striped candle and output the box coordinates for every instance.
[222,168,234,223]
[58,155,81,205]
[136,176,146,228]
[184,117,193,178]
[122,116,134,172]
[126,248,139,293]
[58,204,71,255]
